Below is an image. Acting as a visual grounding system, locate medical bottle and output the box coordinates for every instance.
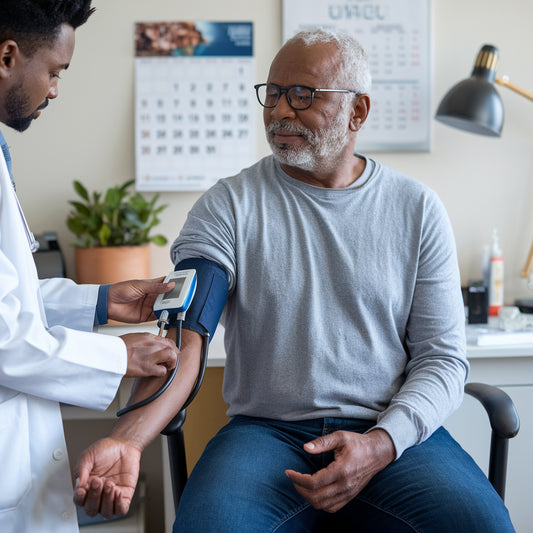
[488,228,504,316]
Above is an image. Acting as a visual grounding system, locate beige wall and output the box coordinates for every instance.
[8,0,533,305]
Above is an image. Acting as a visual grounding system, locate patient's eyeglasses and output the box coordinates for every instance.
[254,83,360,111]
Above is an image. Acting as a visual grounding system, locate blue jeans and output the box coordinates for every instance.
[173,416,514,532]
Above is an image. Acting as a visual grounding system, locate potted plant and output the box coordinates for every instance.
[66,179,168,284]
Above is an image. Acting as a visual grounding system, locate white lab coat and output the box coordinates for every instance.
[0,148,127,532]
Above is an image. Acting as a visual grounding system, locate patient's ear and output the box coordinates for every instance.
[0,40,20,78]
[349,94,370,132]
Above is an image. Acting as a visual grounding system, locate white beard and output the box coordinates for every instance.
[267,109,351,172]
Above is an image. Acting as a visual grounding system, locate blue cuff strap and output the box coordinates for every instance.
[174,258,228,340]
[94,284,110,326]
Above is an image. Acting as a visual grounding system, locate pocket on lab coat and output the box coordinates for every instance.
[0,393,32,512]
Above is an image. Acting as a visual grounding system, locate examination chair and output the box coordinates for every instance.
[463,382,520,500]
[162,381,520,513]
[161,334,210,512]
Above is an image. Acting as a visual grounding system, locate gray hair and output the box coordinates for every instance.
[284,28,372,95]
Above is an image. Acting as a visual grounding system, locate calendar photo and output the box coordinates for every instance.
[134,21,256,191]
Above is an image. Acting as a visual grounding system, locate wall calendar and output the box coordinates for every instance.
[283,0,431,152]
[134,21,255,191]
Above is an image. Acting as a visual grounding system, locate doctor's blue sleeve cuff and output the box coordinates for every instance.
[94,284,110,326]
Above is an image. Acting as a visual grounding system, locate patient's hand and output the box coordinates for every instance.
[285,429,395,513]
[74,437,141,519]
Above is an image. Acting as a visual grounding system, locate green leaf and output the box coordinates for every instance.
[67,217,85,235]
[120,179,135,192]
[104,187,124,209]
[68,201,91,217]
[129,193,147,211]
[87,213,102,233]
[73,180,89,201]
[98,224,111,246]
[151,234,168,246]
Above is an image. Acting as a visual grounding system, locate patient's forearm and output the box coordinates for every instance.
[110,328,203,451]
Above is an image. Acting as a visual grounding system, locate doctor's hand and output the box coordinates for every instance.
[285,429,395,513]
[74,437,141,519]
[120,332,178,378]
[107,277,175,323]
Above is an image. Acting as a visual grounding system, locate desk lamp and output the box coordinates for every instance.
[435,44,533,136]
[435,44,533,310]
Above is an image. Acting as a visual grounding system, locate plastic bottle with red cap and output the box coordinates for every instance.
[488,228,504,317]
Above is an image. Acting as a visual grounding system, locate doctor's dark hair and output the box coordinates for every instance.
[0,0,95,56]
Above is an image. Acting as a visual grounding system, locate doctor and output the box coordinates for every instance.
[0,1,179,532]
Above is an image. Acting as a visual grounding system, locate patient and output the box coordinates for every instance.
[75,28,515,532]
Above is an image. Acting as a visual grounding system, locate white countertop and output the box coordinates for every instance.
[465,318,533,358]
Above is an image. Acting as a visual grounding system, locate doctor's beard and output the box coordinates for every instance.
[266,107,351,172]
[4,83,48,132]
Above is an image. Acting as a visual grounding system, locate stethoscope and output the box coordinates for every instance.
[14,190,40,253]
[1,136,39,254]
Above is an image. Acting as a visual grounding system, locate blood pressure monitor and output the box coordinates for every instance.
[153,269,197,319]
[117,262,226,418]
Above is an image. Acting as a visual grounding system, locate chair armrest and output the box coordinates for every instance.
[161,408,187,435]
[464,382,520,439]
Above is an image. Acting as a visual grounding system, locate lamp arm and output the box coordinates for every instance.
[521,240,533,279]
[495,76,533,102]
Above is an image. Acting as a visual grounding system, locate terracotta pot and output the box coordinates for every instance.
[75,245,150,284]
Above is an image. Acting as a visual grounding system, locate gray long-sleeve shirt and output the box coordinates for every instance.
[171,154,468,457]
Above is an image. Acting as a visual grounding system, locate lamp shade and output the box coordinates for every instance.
[435,45,504,137]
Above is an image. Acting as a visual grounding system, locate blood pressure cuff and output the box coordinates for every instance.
[175,257,229,341]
